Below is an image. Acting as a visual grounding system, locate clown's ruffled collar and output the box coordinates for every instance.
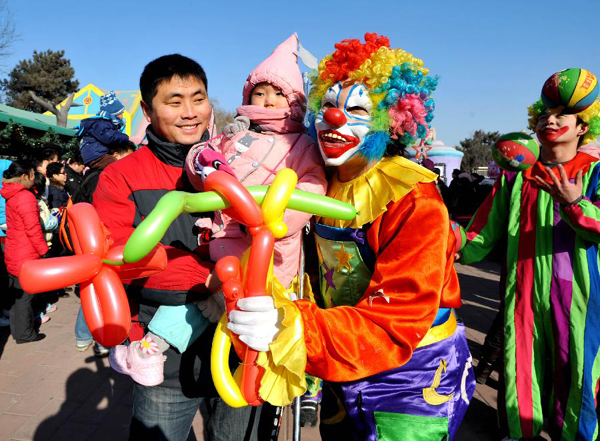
[318,156,437,229]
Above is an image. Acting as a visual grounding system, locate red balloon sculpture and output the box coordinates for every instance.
[204,171,275,406]
[19,203,167,347]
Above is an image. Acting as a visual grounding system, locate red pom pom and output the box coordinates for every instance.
[322,33,390,85]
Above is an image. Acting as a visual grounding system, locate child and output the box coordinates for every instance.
[77,91,130,167]
[459,73,600,440]
[109,35,327,386]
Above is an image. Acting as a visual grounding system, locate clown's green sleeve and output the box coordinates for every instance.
[460,173,512,265]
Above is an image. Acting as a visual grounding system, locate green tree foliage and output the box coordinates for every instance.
[0,121,77,160]
[1,50,79,113]
[457,130,501,172]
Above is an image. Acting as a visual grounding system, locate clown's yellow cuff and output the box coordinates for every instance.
[253,277,307,406]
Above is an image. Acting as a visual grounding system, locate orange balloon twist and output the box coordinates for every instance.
[18,203,167,347]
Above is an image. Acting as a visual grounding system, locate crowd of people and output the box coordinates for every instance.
[0,32,599,441]
[0,94,134,348]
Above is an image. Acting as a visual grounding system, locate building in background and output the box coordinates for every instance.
[45,84,149,145]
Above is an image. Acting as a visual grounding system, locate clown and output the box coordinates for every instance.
[459,76,600,440]
[227,33,475,440]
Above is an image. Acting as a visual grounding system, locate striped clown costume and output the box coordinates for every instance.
[461,93,600,440]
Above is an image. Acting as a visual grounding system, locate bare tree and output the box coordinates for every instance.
[0,0,17,63]
[28,90,79,128]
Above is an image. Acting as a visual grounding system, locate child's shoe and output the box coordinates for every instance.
[45,303,57,314]
[109,341,166,387]
[35,312,50,324]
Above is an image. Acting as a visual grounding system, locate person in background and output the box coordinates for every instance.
[459,84,600,440]
[1,160,48,343]
[28,171,58,324]
[77,91,130,167]
[64,152,85,196]
[0,158,12,327]
[45,162,69,210]
[35,148,59,177]
[72,142,135,358]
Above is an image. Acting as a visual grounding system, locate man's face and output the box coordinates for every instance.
[37,160,49,176]
[142,75,211,145]
[53,167,67,185]
[535,111,588,145]
[315,81,373,166]
[70,163,85,174]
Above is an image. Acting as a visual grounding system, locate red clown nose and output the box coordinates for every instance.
[323,108,347,128]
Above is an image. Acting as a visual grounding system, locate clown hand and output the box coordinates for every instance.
[196,290,226,323]
[227,296,282,352]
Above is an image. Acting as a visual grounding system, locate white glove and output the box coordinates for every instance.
[227,296,281,352]
[196,290,226,323]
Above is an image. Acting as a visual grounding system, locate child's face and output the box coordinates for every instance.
[536,111,588,145]
[250,83,289,109]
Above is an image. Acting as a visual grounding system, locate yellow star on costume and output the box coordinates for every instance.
[333,244,354,272]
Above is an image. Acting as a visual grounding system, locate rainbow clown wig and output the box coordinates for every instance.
[308,33,439,162]
[527,98,600,146]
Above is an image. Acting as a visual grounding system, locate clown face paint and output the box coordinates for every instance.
[535,111,583,144]
[315,81,373,166]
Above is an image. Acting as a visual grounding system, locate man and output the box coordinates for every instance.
[64,153,85,196]
[93,54,261,440]
[460,88,600,440]
[35,148,59,177]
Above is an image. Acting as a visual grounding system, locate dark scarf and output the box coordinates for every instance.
[146,127,209,168]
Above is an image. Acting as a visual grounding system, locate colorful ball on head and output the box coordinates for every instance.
[492,132,540,172]
[541,68,599,114]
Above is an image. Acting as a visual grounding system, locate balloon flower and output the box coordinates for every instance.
[123,169,357,407]
[18,203,167,347]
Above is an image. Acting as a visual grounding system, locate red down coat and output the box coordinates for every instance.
[1,182,48,277]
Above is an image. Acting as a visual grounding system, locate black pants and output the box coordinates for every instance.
[8,274,39,342]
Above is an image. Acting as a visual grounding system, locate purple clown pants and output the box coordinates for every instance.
[320,322,475,441]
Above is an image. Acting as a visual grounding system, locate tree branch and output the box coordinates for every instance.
[28,90,57,115]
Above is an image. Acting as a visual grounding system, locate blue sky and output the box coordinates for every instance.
[4,0,600,147]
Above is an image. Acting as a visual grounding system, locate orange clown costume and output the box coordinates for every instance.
[227,34,476,441]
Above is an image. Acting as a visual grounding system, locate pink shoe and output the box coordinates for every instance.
[109,342,166,387]
[45,304,57,314]
[109,345,130,375]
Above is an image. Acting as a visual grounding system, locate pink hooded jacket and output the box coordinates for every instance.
[186,35,326,287]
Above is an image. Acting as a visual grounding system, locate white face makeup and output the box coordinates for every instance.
[315,81,373,166]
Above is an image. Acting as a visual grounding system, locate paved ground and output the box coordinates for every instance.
[0,261,523,441]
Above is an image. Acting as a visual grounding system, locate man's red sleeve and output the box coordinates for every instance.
[93,168,213,292]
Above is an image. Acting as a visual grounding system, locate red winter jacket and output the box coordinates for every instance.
[1,181,48,276]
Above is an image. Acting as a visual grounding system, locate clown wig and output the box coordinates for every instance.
[528,98,600,146]
[308,33,439,161]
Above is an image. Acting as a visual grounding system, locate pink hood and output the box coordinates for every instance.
[242,34,306,122]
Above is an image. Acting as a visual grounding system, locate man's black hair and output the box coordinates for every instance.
[140,54,208,110]
[109,141,136,156]
[68,151,84,165]
[41,148,59,161]
[46,162,64,179]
